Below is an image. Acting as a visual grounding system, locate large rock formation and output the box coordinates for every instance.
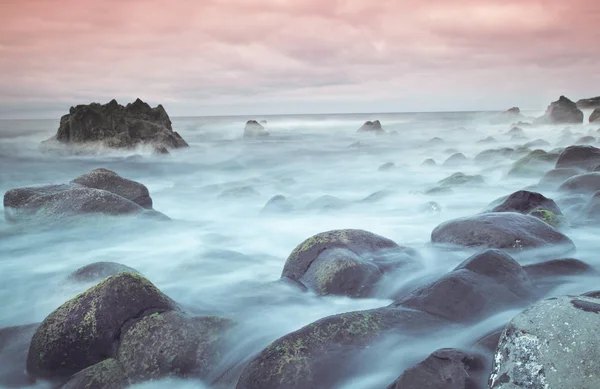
[590,108,600,123]
[535,96,584,124]
[576,96,600,109]
[46,99,188,150]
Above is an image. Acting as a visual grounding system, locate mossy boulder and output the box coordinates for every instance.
[507,149,559,177]
[117,311,232,382]
[71,168,153,209]
[281,230,418,297]
[235,308,450,389]
[431,212,575,252]
[487,190,563,226]
[555,145,600,171]
[66,262,141,283]
[27,273,178,380]
[60,359,129,389]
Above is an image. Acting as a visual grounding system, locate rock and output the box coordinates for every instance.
[398,249,536,323]
[474,148,513,163]
[26,273,178,380]
[306,195,349,211]
[261,195,294,213]
[236,307,450,389]
[428,137,444,145]
[555,145,600,170]
[576,96,600,109]
[506,127,525,137]
[348,141,363,149]
[523,258,595,282]
[153,146,170,155]
[378,162,396,171]
[218,186,260,199]
[280,229,417,297]
[575,135,596,144]
[577,190,600,224]
[477,136,497,144]
[489,295,600,388]
[473,330,503,354]
[386,349,487,389]
[421,158,436,167]
[437,173,484,188]
[431,212,575,252]
[60,359,129,389]
[507,149,558,177]
[558,172,600,195]
[444,148,459,154]
[539,168,580,187]
[243,120,269,137]
[117,311,232,382]
[487,190,563,226]
[425,186,453,195]
[524,139,551,148]
[358,190,393,204]
[67,262,141,283]
[443,153,468,166]
[357,120,384,133]
[535,95,584,124]
[590,108,600,123]
[0,323,38,388]
[71,168,153,209]
[46,98,188,150]
[491,107,525,124]
[3,184,147,223]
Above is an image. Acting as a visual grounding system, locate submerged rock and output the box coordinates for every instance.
[443,153,468,166]
[491,107,525,124]
[421,158,436,167]
[555,145,600,170]
[535,95,584,124]
[261,195,294,213]
[218,186,260,199]
[474,148,513,163]
[575,135,596,144]
[243,120,269,137]
[67,262,141,283]
[386,349,487,389]
[489,295,600,388]
[431,212,574,252]
[591,108,600,123]
[487,190,563,226]
[577,190,600,224]
[477,136,497,144]
[507,150,558,177]
[280,229,418,297]
[428,137,444,145]
[558,172,600,195]
[539,168,580,187]
[45,98,188,150]
[357,120,384,133]
[506,126,525,137]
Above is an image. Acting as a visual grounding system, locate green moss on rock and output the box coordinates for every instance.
[529,209,563,227]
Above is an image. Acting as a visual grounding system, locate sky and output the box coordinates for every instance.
[0,0,599,118]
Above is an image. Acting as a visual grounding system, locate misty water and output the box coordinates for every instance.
[1,111,600,388]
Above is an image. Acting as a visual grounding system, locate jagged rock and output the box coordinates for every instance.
[243,120,269,137]
[0,323,39,388]
[487,190,563,226]
[489,295,600,388]
[443,153,468,166]
[357,120,384,133]
[590,109,600,123]
[431,212,575,252]
[558,172,600,195]
[67,262,141,283]
[535,96,584,124]
[45,99,188,150]
[577,96,600,109]
[555,145,600,170]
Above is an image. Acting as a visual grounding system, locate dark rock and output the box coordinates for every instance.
[523,258,595,281]
[398,250,536,323]
[556,145,600,170]
[539,168,580,187]
[558,172,600,195]
[0,323,39,388]
[357,120,384,133]
[487,190,563,226]
[26,273,179,380]
[431,212,575,252]
[378,162,396,171]
[437,173,484,188]
[60,359,129,389]
[489,295,600,388]
[117,311,232,382]
[477,136,496,144]
[261,195,294,213]
[421,158,436,167]
[218,186,260,199]
[535,96,584,124]
[386,349,487,389]
[507,149,558,177]
[473,330,503,354]
[575,135,596,144]
[71,168,153,209]
[280,229,417,297]
[443,153,468,166]
[591,109,600,123]
[576,96,600,109]
[47,98,188,150]
[243,120,269,137]
[67,262,141,283]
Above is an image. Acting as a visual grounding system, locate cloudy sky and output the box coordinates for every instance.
[1,0,599,118]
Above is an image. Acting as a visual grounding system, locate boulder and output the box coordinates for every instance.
[555,145,600,170]
[218,186,260,199]
[507,150,558,177]
[261,195,294,213]
[575,135,596,144]
[523,258,595,283]
[386,349,487,389]
[576,96,600,109]
[305,195,350,211]
[443,153,468,166]
[71,168,152,209]
[378,162,396,171]
[428,137,444,145]
[46,98,188,150]
[431,212,575,252]
[243,120,269,137]
[538,168,580,187]
[358,190,393,204]
[397,250,536,323]
[477,136,496,144]
[487,190,563,226]
[436,173,484,188]
[491,107,525,124]
[489,295,600,388]
[535,95,584,124]
[357,120,384,133]
[591,108,600,123]
[0,323,38,388]
[26,273,178,380]
[280,229,418,297]
[558,172,600,195]
[66,262,141,283]
[524,139,550,148]
[60,359,129,389]
[577,190,600,224]
[421,158,436,167]
[474,148,513,163]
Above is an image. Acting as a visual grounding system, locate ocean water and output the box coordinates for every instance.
[1,110,599,388]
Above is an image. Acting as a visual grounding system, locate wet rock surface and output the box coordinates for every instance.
[535,95,584,124]
[487,190,563,226]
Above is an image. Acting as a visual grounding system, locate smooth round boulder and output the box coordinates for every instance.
[487,190,563,226]
[281,230,416,297]
[524,139,550,148]
[421,158,436,167]
[67,262,141,283]
[474,148,513,163]
[523,258,595,281]
[558,172,600,195]
[539,167,580,187]
[490,295,600,388]
[26,273,178,380]
[431,212,575,252]
[577,190,600,224]
[507,150,558,177]
[60,359,129,389]
[555,145,600,170]
[71,168,153,209]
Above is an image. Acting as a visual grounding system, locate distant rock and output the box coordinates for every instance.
[261,195,294,214]
[474,148,514,163]
[357,120,384,134]
[437,172,484,188]
[535,96,584,124]
[491,107,525,124]
[428,137,444,145]
[508,149,558,177]
[218,186,260,199]
[443,153,468,166]
[576,96,600,109]
[590,108,600,123]
[44,99,188,150]
[378,162,396,171]
[506,126,525,137]
[243,120,269,137]
[539,168,580,187]
[477,136,496,144]
[421,158,436,167]
[524,139,551,148]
